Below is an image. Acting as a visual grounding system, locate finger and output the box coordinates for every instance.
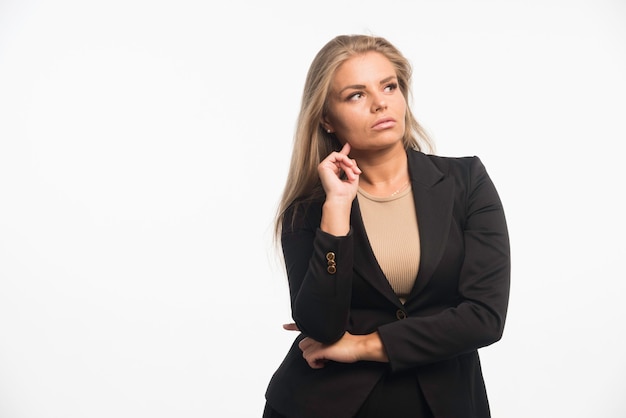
[298,339,329,369]
[324,151,352,167]
[322,145,357,168]
[303,350,327,369]
[298,337,315,351]
[338,160,361,181]
[319,154,347,174]
[333,154,359,172]
[341,159,361,173]
[308,358,327,369]
[282,323,299,331]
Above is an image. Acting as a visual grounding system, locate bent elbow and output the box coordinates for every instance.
[478,312,506,347]
[292,294,350,343]
[467,302,507,348]
[293,314,346,344]
[293,306,348,344]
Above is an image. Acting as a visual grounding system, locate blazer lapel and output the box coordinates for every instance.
[351,198,403,306]
[349,150,455,307]
[406,151,455,301]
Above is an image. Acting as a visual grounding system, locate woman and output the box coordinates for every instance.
[263,34,510,418]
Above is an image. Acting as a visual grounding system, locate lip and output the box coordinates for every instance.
[371,117,396,130]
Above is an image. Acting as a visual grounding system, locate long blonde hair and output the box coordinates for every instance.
[274,34,433,241]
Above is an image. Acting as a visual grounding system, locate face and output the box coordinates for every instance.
[323,51,406,153]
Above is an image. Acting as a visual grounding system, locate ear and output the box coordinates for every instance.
[320,117,334,134]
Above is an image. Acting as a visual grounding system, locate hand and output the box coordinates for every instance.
[282,323,299,331]
[297,332,388,369]
[317,143,361,203]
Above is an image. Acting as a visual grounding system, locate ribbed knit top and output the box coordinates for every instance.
[357,185,420,304]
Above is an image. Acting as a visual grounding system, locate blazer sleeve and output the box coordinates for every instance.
[281,204,354,343]
[377,156,511,372]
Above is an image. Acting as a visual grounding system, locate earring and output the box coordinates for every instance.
[327,129,332,133]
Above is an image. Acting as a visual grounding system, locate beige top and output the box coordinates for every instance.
[357,185,420,304]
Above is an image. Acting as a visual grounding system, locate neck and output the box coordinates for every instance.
[352,144,410,196]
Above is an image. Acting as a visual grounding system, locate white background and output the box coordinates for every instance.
[1,0,625,417]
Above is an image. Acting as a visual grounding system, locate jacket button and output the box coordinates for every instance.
[326,252,336,274]
[396,309,407,320]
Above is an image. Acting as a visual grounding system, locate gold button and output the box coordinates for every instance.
[326,252,336,274]
[396,310,407,320]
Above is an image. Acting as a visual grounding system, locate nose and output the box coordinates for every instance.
[371,93,387,112]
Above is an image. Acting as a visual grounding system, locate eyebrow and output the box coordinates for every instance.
[338,75,397,95]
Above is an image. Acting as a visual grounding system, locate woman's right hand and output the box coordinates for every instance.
[317,143,361,203]
[318,143,361,236]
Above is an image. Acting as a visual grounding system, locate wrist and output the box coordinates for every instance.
[359,332,388,363]
[321,199,352,236]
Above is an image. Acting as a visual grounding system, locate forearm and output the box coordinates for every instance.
[378,294,508,371]
[358,331,389,363]
[320,198,352,236]
[298,331,389,369]
[287,228,354,343]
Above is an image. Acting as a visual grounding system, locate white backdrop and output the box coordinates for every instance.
[1,0,625,417]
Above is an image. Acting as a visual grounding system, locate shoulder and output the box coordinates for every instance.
[407,149,488,186]
[282,197,324,235]
[411,149,483,169]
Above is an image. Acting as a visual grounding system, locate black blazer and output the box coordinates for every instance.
[265,150,510,418]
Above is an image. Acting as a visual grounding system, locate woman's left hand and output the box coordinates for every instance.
[283,323,388,369]
[298,332,364,369]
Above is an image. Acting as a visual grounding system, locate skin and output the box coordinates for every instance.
[286,51,413,369]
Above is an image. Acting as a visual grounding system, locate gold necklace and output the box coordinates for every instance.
[389,180,410,197]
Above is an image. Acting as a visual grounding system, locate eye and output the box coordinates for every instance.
[347,92,364,101]
[384,82,398,93]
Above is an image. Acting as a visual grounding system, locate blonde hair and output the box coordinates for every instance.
[274,34,434,241]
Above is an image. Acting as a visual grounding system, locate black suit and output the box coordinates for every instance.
[265,150,510,418]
